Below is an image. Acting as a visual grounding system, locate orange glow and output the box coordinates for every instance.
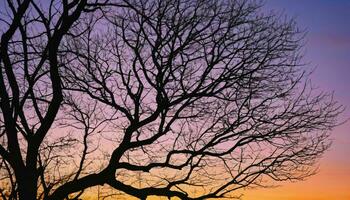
[81,124,350,200]
[243,165,350,200]
[82,162,350,200]
[242,123,350,200]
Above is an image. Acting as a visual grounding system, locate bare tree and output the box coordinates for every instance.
[0,0,342,200]
[0,0,117,199]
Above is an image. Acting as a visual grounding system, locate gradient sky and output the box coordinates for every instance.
[1,1,348,199]
[242,1,350,199]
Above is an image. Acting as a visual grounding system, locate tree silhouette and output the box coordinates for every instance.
[0,0,342,199]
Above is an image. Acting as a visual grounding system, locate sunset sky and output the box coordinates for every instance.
[0,1,349,200]
[242,0,350,199]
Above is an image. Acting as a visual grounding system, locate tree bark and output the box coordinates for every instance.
[17,170,37,200]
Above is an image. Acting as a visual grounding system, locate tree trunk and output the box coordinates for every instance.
[17,171,37,200]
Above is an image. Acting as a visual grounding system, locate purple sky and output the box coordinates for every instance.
[265,0,350,103]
